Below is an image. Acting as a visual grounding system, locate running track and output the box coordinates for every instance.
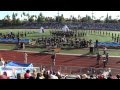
[0,50,120,69]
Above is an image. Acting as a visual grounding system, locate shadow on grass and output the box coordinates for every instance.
[76,52,96,57]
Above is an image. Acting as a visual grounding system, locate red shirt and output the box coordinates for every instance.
[24,73,31,79]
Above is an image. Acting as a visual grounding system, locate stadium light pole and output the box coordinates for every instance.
[92,11,94,20]
[58,11,59,23]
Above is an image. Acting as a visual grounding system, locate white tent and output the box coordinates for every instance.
[62,25,70,32]
[39,27,44,33]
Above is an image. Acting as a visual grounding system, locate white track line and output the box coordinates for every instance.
[0,49,120,57]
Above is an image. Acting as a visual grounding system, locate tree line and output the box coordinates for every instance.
[0,12,120,27]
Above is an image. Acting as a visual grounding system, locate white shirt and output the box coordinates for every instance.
[104,47,107,51]
[49,74,58,79]
[91,43,94,47]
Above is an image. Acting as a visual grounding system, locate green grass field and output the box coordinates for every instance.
[0,29,120,56]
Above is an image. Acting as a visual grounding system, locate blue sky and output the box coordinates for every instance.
[0,11,120,20]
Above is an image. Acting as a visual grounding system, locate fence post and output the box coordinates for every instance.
[51,66,52,72]
[70,68,71,75]
[40,65,42,72]
[80,68,81,74]
[91,67,93,74]
[60,66,61,73]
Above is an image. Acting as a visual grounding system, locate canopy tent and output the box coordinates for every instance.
[5,61,33,67]
[62,25,70,32]
[0,38,30,43]
[0,61,35,77]
[97,42,120,47]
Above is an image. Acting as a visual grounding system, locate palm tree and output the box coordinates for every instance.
[22,12,25,21]
[3,15,11,25]
[116,15,119,20]
[78,15,81,21]
[93,16,96,20]
[70,15,72,21]
[23,12,26,16]
[26,13,30,20]
[21,14,22,18]
[5,15,10,20]
[15,13,17,17]
[99,16,104,20]
[39,12,43,17]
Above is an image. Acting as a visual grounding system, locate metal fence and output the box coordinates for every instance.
[35,64,120,76]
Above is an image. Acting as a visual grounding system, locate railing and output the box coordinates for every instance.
[33,63,120,75]
[1,64,119,77]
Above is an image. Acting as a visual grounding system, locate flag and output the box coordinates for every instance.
[62,25,70,32]
[39,27,44,33]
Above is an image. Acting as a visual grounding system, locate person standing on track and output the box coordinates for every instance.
[96,53,101,65]
[51,52,56,66]
[24,52,28,64]
[103,47,107,55]
[105,53,109,64]
[102,54,107,68]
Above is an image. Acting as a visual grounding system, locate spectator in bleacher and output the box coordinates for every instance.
[98,75,105,79]
[0,72,9,79]
[56,71,62,79]
[29,76,35,79]
[116,74,120,79]
[17,73,22,79]
[36,73,41,79]
[76,75,81,79]
[31,69,37,79]
[82,74,88,79]
[43,71,49,79]
[36,72,45,79]
[48,73,58,79]
[3,72,9,79]
[24,70,31,79]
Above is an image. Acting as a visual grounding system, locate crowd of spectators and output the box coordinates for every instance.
[0,67,120,79]
[15,22,120,30]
